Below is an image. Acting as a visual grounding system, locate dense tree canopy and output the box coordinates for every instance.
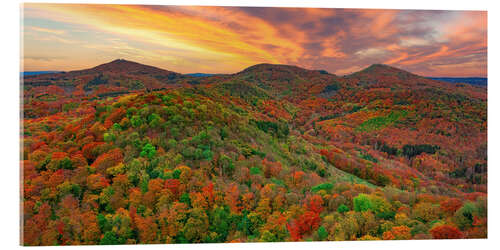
[21,61,487,245]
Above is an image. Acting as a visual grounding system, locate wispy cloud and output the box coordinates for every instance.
[28,26,66,35]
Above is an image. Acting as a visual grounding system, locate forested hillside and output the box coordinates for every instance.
[21,60,487,245]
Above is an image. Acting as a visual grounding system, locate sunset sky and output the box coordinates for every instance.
[21,4,487,77]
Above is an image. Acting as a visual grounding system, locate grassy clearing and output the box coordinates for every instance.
[356,110,408,132]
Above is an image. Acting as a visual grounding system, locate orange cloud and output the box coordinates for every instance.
[23,4,309,73]
[384,52,409,65]
[348,9,399,39]
[21,4,487,77]
[399,45,449,66]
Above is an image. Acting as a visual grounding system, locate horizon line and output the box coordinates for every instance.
[21,59,487,78]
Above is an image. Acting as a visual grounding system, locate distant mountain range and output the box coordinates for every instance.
[186,73,218,77]
[22,64,487,87]
[427,77,487,86]
[21,71,63,77]
[21,59,488,105]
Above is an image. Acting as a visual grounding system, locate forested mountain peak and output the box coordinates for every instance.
[72,59,182,77]
[237,63,335,78]
[240,63,308,74]
[348,63,421,80]
[341,63,474,93]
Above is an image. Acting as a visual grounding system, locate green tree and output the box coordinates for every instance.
[100,231,121,245]
[180,193,191,206]
[353,194,373,212]
[370,195,394,219]
[131,115,143,128]
[337,204,349,214]
[454,202,478,230]
[317,226,328,240]
[148,113,161,128]
[103,132,115,142]
[202,149,213,161]
[210,206,231,241]
[140,143,156,159]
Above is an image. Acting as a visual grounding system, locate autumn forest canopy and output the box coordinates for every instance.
[20,58,487,245]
